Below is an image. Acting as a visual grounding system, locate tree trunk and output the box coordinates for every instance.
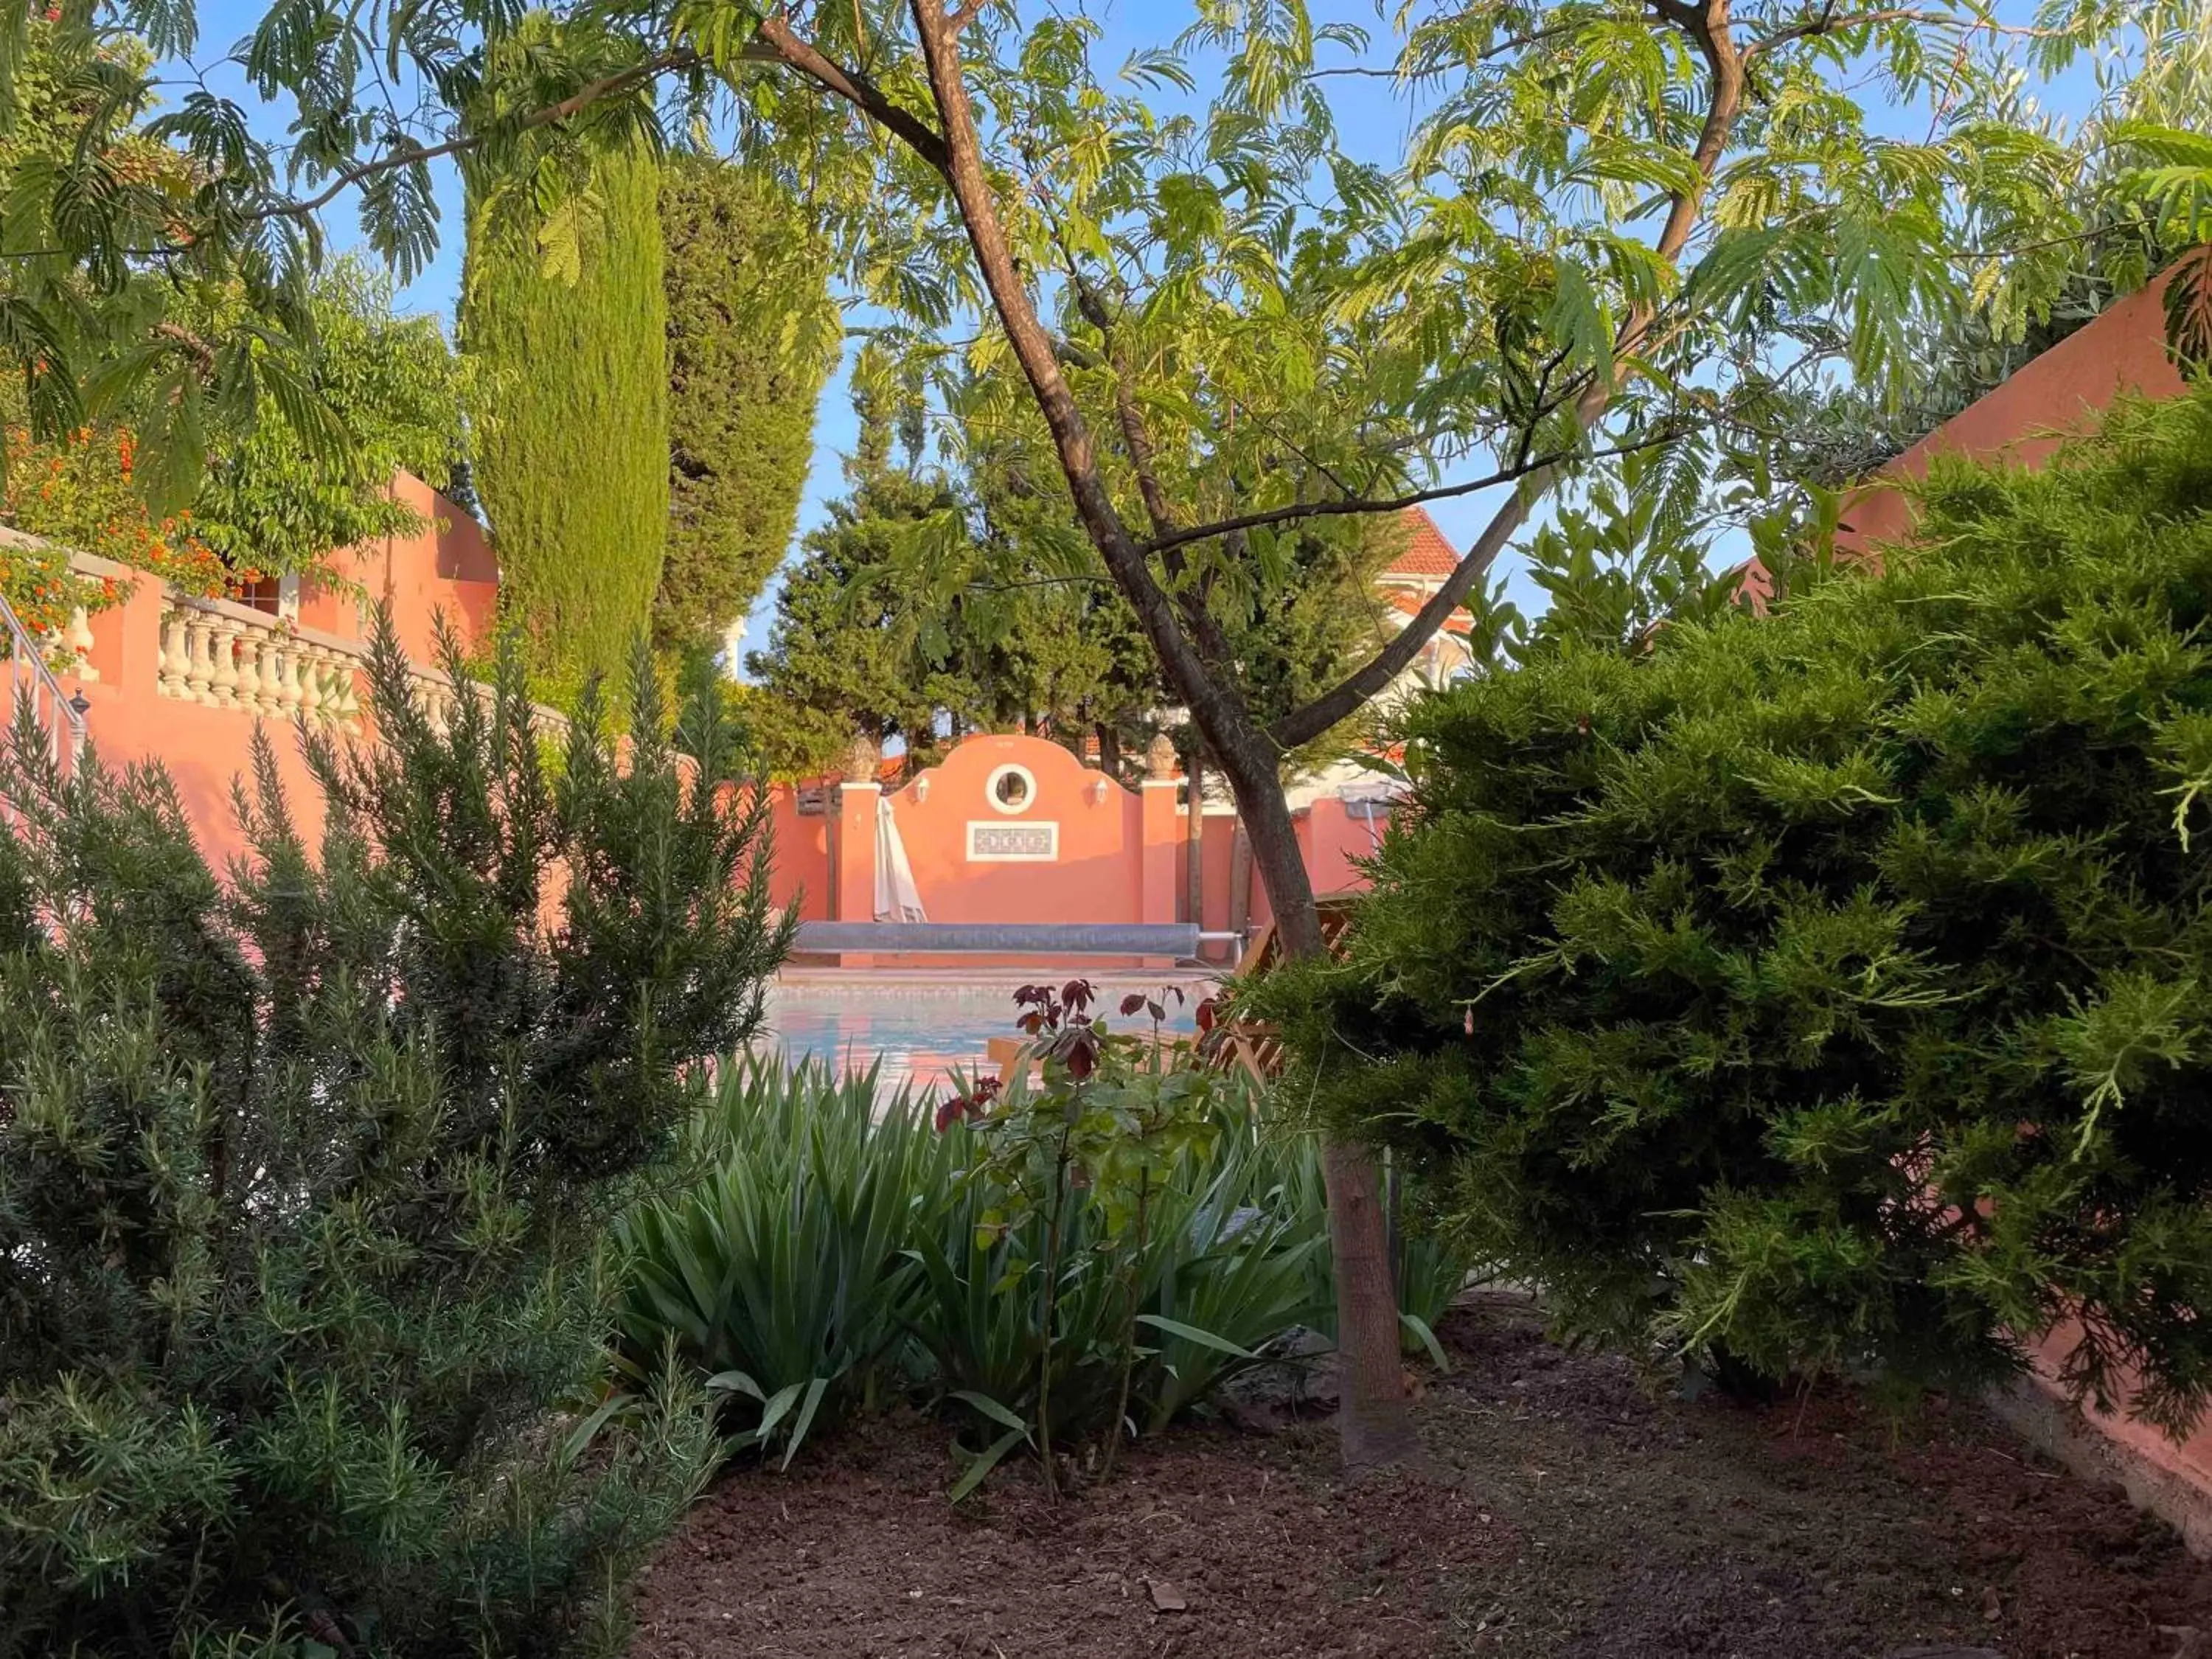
[1211,737,1420,1470]
[1227,818,1253,958]
[887,0,1420,1472]
[1185,745,1206,934]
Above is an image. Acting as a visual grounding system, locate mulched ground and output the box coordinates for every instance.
[628,1292,2212,1658]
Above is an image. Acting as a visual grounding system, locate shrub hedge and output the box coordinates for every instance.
[1260,389,2212,1427]
[0,619,788,1658]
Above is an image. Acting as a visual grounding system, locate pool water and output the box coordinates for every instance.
[759,976,1207,1099]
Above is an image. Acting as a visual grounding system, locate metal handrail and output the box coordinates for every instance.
[1,588,88,820]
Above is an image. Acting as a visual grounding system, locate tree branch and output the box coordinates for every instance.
[893,0,1257,762]
[1054,234,1239,664]
[1170,386,1729,564]
[1740,4,2069,63]
[754,15,951,177]
[1272,0,1746,751]
[259,46,721,223]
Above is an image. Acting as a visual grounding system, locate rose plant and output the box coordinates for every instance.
[931,981,1242,1495]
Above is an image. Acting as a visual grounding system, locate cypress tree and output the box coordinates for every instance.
[655,157,837,668]
[463,141,669,693]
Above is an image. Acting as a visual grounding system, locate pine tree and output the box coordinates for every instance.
[742,441,975,775]
[0,618,793,1658]
[464,140,669,695]
[656,157,838,668]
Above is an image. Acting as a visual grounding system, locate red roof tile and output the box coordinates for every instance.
[1382,507,1460,579]
[1385,591,1471,636]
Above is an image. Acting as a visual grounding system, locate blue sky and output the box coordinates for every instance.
[165,1,2118,672]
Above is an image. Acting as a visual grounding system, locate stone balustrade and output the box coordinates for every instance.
[153,602,571,743]
[40,607,98,683]
[2,532,566,744]
[157,599,366,732]
[153,592,568,744]
[406,664,569,745]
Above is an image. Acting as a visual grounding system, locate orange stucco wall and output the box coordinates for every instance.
[763,785,832,917]
[45,468,493,877]
[762,736,1380,966]
[299,472,498,661]
[1836,273,2187,555]
[58,573,333,874]
[891,735,1146,926]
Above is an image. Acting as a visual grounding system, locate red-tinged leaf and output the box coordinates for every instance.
[1147,1000,1164,1022]
[1121,992,1147,1016]
[1195,998,1217,1033]
[1062,978,1095,1013]
[1065,1032,1097,1080]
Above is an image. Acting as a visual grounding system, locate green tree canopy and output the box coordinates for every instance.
[745,409,1399,779]
[187,257,476,576]
[742,440,976,774]
[1773,1,2212,488]
[463,135,669,693]
[656,155,838,668]
[0,27,470,599]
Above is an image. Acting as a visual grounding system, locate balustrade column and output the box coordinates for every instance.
[185,617,218,704]
[159,611,190,700]
[297,646,326,725]
[259,639,287,716]
[276,640,306,720]
[208,620,240,709]
[232,634,263,716]
[329,655,363,732]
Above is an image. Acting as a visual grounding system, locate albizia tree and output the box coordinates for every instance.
[4,0,2175,1466]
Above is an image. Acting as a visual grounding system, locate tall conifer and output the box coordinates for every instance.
[657,157,837,667]
[464,141,669,692]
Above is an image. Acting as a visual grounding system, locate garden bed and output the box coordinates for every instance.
[630,1292,2212,1659]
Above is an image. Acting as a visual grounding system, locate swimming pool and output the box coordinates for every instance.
[759,973,1211,1098]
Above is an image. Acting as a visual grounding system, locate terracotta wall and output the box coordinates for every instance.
[763,785,832,917]
[46,471,496,875]
[890,734,1148,927]
[1836,273,2186,555]
[767,734,1382,966]
[299,472,499,661]
[60,563,334,872]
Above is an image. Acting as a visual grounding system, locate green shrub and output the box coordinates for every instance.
[0,615,788,1658]
[908,1110,1326,1464]
[1267,388,2212,1427]
[614,1055,956,1467]
[613,1001,1335,1495]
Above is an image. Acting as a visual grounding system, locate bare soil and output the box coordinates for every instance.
[629,1292,2212,1659]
